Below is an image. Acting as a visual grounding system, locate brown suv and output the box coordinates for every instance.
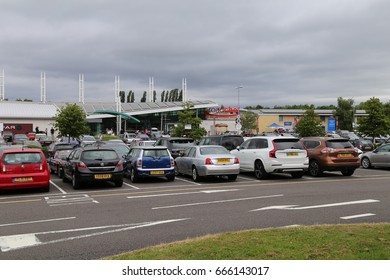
[300,137,360,177]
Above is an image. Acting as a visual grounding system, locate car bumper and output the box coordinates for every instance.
[0,173,50,190]
[197,164,240,177]
[77,172,123,183]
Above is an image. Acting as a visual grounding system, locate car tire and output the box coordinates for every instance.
[341,169,355,176]
[115,179,123,187]
[41,183,50,192]
[361,157,371,169]
[72,173,81,189]
[308,160,322,177]
[166,175,175,182]
[254,160,268,180]
[130,168,139,183]
[58,167,64,179]
[62,174,69,182]
[192,167,201,182]
[227,174,237,181]
[291,171,304,178]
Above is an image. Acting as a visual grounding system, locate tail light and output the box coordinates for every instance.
[269,142,277,158]
[321,147,336,153]
[170,158,174,167]
[1,163,5,173]
[234,157,239,164]
[116,160,123,168]
[77,161,88,169]
[205,158,213,165]
[137,158,142,168]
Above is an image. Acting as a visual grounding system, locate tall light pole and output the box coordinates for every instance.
[235,85,243,111]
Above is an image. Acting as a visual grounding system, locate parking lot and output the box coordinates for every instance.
[1,167,389,259]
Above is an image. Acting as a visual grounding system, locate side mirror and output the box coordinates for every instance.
[236,146,241,151]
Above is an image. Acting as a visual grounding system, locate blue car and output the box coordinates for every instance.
[123,146,175,182]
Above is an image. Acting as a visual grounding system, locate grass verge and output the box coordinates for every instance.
[105,224,390,260]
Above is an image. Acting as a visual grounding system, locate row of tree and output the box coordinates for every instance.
[119,89,183,103]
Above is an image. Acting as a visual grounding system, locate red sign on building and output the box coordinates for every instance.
[2,123,33,134]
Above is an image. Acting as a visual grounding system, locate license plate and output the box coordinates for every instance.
[94,174,112,179]
[150,170,164,175]
[14,177,33,182]
[217,158,230,164]
[338,154,353,158]
[287,152,298,156]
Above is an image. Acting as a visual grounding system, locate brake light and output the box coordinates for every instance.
[137,159,142,168]
[234,157,239,164]
[170,158,174,167]
[205,158,213,165]
[321,147,336,153]
[116,161,123,168]
[269,142,277,158]
[77,161,88,169]
[1,163,5,173]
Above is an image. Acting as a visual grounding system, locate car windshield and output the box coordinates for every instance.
[82,150,118,160]
[82,136,95,141]
[326,140,354,149]
[3,152,43,164]
[56,150,72,159]
[200,146,229,155]
[109,145,130,157]
[273,139,304,150]
[143,149,169,157]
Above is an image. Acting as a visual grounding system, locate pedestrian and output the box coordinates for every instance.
[35,126,39,133]
[45,128,48,135]
[50,127,55,137]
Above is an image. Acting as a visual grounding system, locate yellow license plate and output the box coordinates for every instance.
[338,154,353,158]
[287,152,298,156]
[217,158,230,164]
[14,177,33,182]
[94,174,112,179]
[150,170,165,175]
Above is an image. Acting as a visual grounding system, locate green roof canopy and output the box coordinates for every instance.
[92,110,140,123]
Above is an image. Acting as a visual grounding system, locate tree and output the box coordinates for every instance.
[53,103,89,141]
[294,108,324,137]
[356,97,390,138]
[333,97,354,131]
[140,91,147,102]
[241,111,257,133]
[171,102,207,140]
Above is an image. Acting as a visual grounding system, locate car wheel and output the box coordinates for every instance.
[254,160,268,180]
[115,179,123,187]
[361,157,371,169]
[227,174,237,181]
[166,175,175,182]
[58,167,64,179]
[130,168,139,183]
[41,183,50,192]
[72,173,81,189]
[291,171,304,178]
[308,160,322,177]
[192,167,201,182]
[341,169,355,176]
[62,173,69,182]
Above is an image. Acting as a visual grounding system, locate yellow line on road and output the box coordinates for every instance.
[0,199,42,205]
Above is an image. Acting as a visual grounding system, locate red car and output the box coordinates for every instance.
[0,148,50,192]
[26,131,37,140]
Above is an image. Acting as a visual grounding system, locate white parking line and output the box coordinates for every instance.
[0,217,76,227]
[50,180,67,194]
[123,182,140,189]
[175,177,202,185]
[152,194,284,210]
[340,213,376,220]
[128,189,240,199]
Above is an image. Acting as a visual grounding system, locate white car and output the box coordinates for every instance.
[231,136,308,179]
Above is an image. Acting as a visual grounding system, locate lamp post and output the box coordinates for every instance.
[235,85,243,111]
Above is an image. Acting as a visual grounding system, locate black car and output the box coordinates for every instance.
[2,131,13,143]
[198,134,244,151]
[351,138,375,152]
[154,137,196,158]
[62,146,124,189]
[47,142,76,158]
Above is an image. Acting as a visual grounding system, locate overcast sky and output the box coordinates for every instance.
[1,0,390,107]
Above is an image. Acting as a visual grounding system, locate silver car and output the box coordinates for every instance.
[361,143,390,169]
[175,145,240,182]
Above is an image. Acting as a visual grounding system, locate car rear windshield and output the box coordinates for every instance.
[273,139,304,150]
[200,146,229,155]
[326,140,354,149]
[81,150,118,160]
[2,152,43,164]
[143,149,169,157]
